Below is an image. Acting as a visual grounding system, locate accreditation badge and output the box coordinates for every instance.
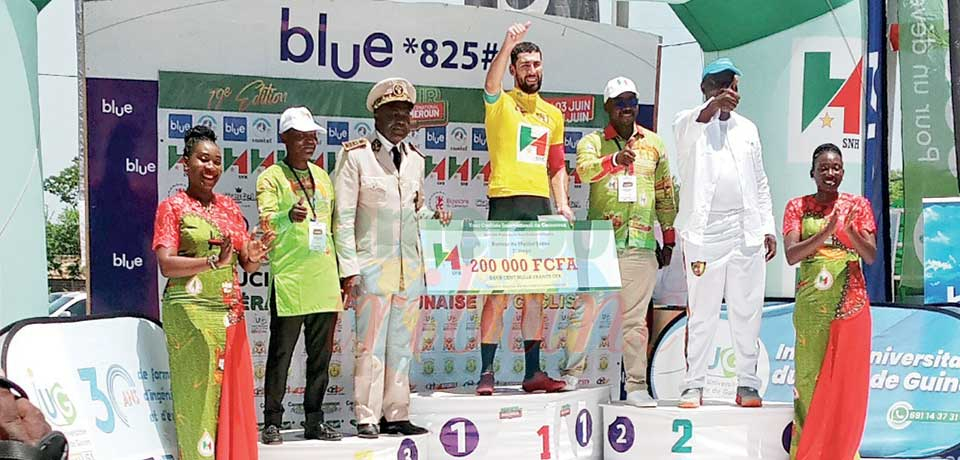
[617,175,637,202]
[308,221,328,252]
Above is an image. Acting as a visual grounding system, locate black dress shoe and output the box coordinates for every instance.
[357,423,379,439]
[380,420,428,436]
[304,422,342,441]
[261,425,283,445]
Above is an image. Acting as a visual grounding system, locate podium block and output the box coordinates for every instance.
[259,431,429,460]
[602,401,793,459]
[410,386,611,460]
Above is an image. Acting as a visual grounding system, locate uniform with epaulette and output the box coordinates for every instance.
[333,78,434,433]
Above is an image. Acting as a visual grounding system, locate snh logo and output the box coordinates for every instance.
[562,158,584,186]
[312,151,339,174]
[432,244,461,270]
[518,123,549,161]
[167,146,186,170]
[788,38,864,163]
[221,148,279,175]
[424,155,491,185]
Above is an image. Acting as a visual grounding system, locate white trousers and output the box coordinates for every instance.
[681,211,764,391]
[354,289,419,425]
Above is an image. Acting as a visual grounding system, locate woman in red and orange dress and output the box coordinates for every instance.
[782,143,877,459]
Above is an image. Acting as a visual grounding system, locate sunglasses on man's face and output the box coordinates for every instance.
[612,97,638,110]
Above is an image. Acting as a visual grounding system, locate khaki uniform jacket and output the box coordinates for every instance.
[333,133,433,295]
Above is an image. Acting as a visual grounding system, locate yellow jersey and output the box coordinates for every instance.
[483,88,566,199]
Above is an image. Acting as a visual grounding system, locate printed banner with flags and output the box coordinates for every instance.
[898,0,959,299]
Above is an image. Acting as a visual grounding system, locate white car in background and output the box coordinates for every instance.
[48,292,87,318]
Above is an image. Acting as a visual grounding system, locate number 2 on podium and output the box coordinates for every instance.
[671,419,693,453]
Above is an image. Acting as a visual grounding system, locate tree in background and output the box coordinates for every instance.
[889,169,904,208]
[44,156,81,279]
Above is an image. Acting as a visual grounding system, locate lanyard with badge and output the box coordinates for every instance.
[613,137,637,203]
[291,164,328,253]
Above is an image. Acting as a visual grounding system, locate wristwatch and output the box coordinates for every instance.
[207,255,219,270]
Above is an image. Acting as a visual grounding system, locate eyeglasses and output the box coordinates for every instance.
[287,131,319,143]
[613,97,638,110]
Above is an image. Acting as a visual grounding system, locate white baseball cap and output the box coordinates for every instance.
[279,106,326,134]
[603,77,638,102]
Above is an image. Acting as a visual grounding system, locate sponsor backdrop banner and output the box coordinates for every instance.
[155,71,624,429]
[650,303,960,458]
[85,0,660,430]
[703,0,866,297]
[922,197,960,303]
[898,0,959,298]
[0,316,178,460]
[86,78,159,315]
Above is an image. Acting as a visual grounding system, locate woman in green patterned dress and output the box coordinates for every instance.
[783,143,876,459]
[153,125,274,460]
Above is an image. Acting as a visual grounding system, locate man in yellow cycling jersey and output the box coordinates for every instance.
[476,21,572,396]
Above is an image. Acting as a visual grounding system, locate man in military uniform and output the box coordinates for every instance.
[333,77,451,439]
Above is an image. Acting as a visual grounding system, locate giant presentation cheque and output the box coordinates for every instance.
[421,220,621,295]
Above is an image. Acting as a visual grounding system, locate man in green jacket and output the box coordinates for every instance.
[257,106,343,443]
[563,77,677,407]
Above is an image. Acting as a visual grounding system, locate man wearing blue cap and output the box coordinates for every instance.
[672,58,776,409]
